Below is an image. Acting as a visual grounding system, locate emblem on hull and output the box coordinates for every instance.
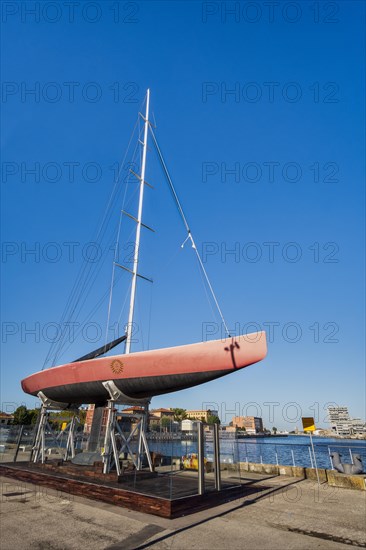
[110,359,124,374]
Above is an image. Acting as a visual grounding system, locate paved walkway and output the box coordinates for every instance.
[1,473,365,549]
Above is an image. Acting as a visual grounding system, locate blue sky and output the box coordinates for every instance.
[1,1,365,430]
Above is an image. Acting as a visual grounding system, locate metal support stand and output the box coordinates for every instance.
[137,404,152,470]
[32,403,53,463]
[32,392,79,464]
[102,381,153,475]
[103,400,121,475]
[56,415,79,461]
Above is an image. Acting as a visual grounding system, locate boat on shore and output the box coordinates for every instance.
[21,90,267,409]
[21,331,267,407]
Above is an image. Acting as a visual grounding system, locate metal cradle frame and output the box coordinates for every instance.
[32,392,80,463]
[102,380,153,475]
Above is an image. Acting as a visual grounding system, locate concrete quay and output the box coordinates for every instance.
[1,471,365,550]
[234,461,366,491]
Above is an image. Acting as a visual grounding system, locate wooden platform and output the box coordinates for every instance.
[0,462,266,518]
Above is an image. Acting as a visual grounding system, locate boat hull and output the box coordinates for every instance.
[21,331,267,406]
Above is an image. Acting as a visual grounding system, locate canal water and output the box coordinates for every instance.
[2,426,365,470]
[148,435,366,470]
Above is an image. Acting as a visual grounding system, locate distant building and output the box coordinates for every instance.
[328,406,350,423]
[328,406,352,435]
[147,414,160,428]
[231,416,263,434]
[121,406,145,415]
[328,406,366,436]
[0,413,14,425]
[350,418,366,435]
[84,404,109,434]
[150,408,175,419]
[181,419,198,433]
[84,404,147,435]
[313,428,332,436]
[222,426,236,433]
[118,406,147,432]
[186,409,219,422]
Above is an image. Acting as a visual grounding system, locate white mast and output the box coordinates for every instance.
[125,89,150,354]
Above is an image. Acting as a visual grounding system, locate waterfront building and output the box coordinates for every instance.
[231,416,264,434]
[83,404,109,434]
[186,409,219,422]
[146,415,161,432]
[181,419,198,433]
[328,406,352,435]
[120,406,145,414]
[328,406,366,436]
[84,405,146,434]
[150,408,175,419]
[349,418,366,435]
[0,412,14,425]
[328,406,350,423]
[222,426,237,433]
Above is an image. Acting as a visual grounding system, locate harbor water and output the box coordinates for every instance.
[148,435,366,470]
[1,426,365,471]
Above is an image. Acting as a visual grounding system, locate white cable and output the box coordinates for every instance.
[150,127,231,338]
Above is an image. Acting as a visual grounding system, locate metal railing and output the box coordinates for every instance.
[2,425,365,474]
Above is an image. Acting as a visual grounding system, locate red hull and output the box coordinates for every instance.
[21,332,267,406]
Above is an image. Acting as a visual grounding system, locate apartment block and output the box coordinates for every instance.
[231,416,264,434]
[328,406,366,436]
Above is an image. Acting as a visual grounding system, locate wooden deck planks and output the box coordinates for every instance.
[0,462,251,518]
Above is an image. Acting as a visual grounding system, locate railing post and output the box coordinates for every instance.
[13,425,24,463]
[213,423,221,491]
[309,446,314,468]
[197,422,205,495]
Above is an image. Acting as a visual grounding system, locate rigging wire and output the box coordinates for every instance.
[43,93,230,369]
[56,268,124,360]
[149,126,231,338]
[48,182,133,367]
[116,278,132,330]
[104,118,145,347]
[53,125,143,365]
[194,251,220,327]
[136,292,145,352]
[104,172,130,347]
[57,163,141,363]
[43,114,141,369]
[53,222,138,362]
[104,211,123,347]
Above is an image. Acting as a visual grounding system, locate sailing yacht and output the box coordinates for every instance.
[21,90,267,408]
